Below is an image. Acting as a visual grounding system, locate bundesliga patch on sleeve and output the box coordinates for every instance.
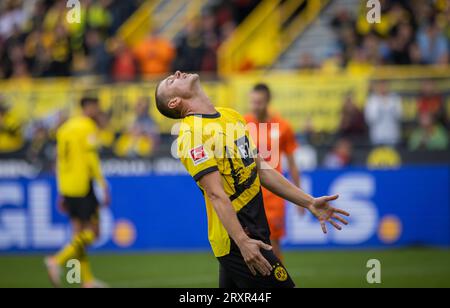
[190,145,209,165]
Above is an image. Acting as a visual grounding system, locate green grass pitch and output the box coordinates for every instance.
[1,248,449,288]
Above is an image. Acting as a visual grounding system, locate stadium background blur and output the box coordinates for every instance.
[0,0,449,288]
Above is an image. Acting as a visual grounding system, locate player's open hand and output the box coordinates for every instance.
[238,238,273,276]
[308,195,350,234]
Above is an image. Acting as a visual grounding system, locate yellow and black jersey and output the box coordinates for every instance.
[56,115,106,198]
[178,107,270,257]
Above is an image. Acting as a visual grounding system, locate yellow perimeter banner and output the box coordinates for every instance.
[229,73,369,133]
[1,69,449,134]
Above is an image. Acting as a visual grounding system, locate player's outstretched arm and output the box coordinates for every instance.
[256,156,350,234]
[198,171,273,276]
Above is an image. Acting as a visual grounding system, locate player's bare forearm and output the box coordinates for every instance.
[211,196,249,245]
[199,171,274,275]
[257,156,313,209]
[212,194,273,276]
[256,155,350,233]
[198,171,250,244]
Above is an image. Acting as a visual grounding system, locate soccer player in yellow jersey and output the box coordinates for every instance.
[155,71,350,288]
[45,97,111,288]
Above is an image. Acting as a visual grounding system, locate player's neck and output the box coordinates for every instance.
[256,112,270,123]
[82,112,96,122]
[186,93,217,117]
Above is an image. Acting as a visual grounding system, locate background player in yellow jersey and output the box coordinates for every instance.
[155,71,350,288]
[45,97,111,288]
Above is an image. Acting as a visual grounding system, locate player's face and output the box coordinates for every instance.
[84,102,101,121]
[249,90,269,118]
[161,71,200,100]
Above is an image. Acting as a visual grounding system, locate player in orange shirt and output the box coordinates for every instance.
[244,84,302,261]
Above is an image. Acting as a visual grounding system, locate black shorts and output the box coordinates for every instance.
[217,244,296,288]
[63,185,99,223]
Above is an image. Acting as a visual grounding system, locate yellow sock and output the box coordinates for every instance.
[80,253,95,284]
[54,230,95,266]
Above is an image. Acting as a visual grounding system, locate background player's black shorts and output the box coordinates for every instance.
[217,244,296,288]
[63,184,99,223]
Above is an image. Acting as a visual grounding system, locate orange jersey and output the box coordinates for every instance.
[244,113,298,219]
[244,113,298,172]
[244,113,298,239]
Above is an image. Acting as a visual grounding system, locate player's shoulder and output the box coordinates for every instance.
[179,116,194,134]
[58,116,97,136]
[216,107,245,123]
[178,116,196,146]
[216,107,240,117]
[56,117,73,136]
[243,113,256,124]
[63,115,90,126]
[77,116,98,134]
[81,115,97,127]
[272,114,293,130]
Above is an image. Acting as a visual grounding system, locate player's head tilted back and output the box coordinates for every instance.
[155,71,206,119]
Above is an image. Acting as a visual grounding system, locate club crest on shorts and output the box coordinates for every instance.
[190,145,208,165]
[274,264,288,282]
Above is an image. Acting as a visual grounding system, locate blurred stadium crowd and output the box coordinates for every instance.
[0,0,260,79]
[0,0,142,79]
[324,0,449,69]
[1,0,448,77]
[0,0,449,172]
